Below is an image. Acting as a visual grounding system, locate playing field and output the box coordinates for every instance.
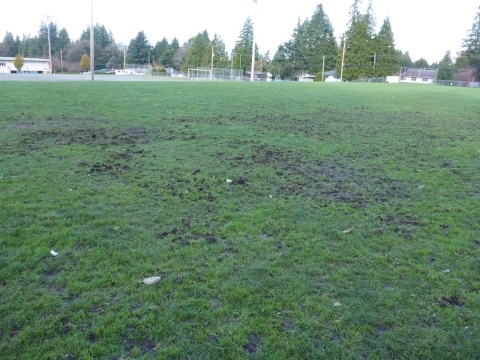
[1,81,479,359]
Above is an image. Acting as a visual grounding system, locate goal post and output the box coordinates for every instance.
[188,68,212,80]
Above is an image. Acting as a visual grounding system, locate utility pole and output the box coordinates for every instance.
[46,16,52,74]
[322,55,325,82]
[251,0,258,82]
[373,52,376,68]
[210,46,214,80]
[61,49,63,74]
[123,47,126,72]
[230,51,234,81]
[340,38,346,82]
[90,0,94,81]
[240,55,242,79]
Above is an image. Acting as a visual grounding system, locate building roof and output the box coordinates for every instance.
[0,57,49,62]
[299,73,316,78]
[403,68,436,78]
[325,70,337,77]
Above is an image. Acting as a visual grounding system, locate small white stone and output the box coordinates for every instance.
[143,276,161,285]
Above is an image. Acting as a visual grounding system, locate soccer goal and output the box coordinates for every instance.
[188,68,212,80]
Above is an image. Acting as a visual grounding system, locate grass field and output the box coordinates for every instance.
[1,81,479,359]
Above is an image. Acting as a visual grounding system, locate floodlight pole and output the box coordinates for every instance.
[211,46,214,81]
[90,0,94,81]
[251,0,258,82]
[322,55,325,82]
[240,55,242,78]
[230,52,233,81]
[46,16,52,74]
[340,38,346,82]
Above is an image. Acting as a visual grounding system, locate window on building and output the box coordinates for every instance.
[422,78,429,82]
[411,77,417,81]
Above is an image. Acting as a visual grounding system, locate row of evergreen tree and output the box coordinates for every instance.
[1,1,479,81]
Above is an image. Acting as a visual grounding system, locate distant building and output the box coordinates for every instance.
[325,70,340,82]
[0,57,50,74]
[297,73,316,82]
[245,71,263,80]
[400,68,437,84]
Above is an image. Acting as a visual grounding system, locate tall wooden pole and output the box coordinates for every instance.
[46,16,52,74]
[250,0,257,82]
[90,0,94,81]
[340,39,346,82]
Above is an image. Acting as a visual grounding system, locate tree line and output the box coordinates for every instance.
[1,1,479,81]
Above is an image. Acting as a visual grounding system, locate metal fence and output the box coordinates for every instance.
[191,67,246,81]
[349,77,387,83]
[125,64,152,75]
[435,79,480,88]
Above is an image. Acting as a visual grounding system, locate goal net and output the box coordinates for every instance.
[188,68,212,80]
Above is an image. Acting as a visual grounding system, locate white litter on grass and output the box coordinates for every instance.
[443,269,450,273]
[269,195,273,198]
[69,189,72,192]
[418,185,425,190]
[226,179,233,183]
[143,276,161,285]
[50,250,58,257]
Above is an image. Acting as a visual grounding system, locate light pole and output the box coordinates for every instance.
[231,51,234,80]
[340,37,346,82]
[240,55,242,79]
[46,16,52,74]
[250,0,258,82]
[90,0,94,81]
[210,46,214,80]
[322,55,325,82]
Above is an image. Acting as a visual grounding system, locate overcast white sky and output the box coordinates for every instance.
[1,0,478,64]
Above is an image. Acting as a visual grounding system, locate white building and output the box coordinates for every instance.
[400,68,437,84]
[0,57,50,74]
[297,73,316,82]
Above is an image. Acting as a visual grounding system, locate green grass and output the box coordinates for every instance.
[1,81,479,359]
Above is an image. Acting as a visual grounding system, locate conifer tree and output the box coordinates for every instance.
[0,32,17,56]
[373,17,400,76]
[206,34,229,68]
[400,51,413,67]
[460,6,480,80]
[305,4,337,75]
[273,4,337,79]
[126,31,151,64]
[233,17,259,73]
[337,0,377,80]
[437,50,454,80]
[182,31,210,72]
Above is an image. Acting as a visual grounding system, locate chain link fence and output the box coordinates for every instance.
[189,67,246,81]
[349,77,387,83]
[435,79,480,88]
